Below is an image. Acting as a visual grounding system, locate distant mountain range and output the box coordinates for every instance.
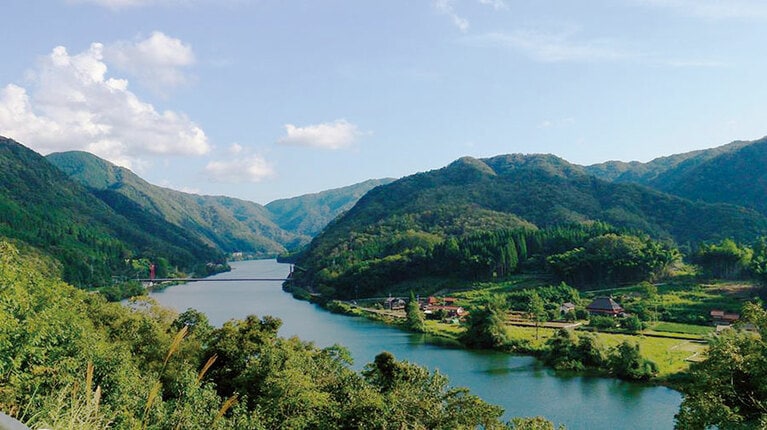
[0,136,391,288]
[265,178,395,239]
[586,136,767,216]
[4,133,767,295]
[47,151,299,256]
[290,138,767,297]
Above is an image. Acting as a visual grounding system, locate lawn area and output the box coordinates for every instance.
[595,331,707,377]
[649,321,715,336]
[502,323,707,378]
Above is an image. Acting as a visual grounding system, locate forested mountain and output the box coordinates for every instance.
[0,136,225,287]
[588,137,767,217]
[289,153,767,298]
[265,178,395,239]
[47,151,300,255]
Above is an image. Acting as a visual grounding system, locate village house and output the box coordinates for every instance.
[383,297,406,310]
[424,305,465,319]
[560,302,576,314]
[710,309,740,326]
[586,296,624,317]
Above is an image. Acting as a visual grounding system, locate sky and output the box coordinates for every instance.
[2,0,767,204]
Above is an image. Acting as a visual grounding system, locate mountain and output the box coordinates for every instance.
[290,153,767,297]
[265,178,396,239]
[47,151,299,255]
[0,136,225,287]
[586,137,767,216]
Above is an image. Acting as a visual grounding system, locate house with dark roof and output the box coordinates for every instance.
[586,297,624,317]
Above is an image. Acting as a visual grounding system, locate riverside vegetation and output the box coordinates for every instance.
[1,240,561,429]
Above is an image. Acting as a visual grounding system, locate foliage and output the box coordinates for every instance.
[608,341,658,381]
[694,239,753,279]
[461,296,509,349]
[547,233,679,287]
[507,416,565,430]
[675,302,767,429]
[0,241,510,429]
[405,291,426,332]
[541,329,605,372]
[0,138,227,292]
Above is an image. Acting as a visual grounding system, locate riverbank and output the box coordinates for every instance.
[314,296,704,388]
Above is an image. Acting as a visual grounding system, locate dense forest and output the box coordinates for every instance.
[0,138,228,289]
[288,153,767,299]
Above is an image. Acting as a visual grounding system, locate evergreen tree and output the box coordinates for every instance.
[405,291,426,333]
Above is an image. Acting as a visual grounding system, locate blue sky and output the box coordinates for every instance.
[2,0,767,204]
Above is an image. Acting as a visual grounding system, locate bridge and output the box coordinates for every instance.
[137,277,290,283]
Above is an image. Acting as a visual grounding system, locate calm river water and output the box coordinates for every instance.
[150,259,682,429]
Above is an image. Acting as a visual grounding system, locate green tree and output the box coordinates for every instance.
[461,296,508,349]
[694,238,753,279]
[675,302,767,429]
[363,352,505,429]
[528,291,547,340]
[508,416,565,430]
[608,341,657,381]
[405,291,426,333]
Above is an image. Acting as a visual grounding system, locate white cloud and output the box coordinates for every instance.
[277,119,363,150]
[104,32,195,95]
[467,29,725,67]
[539,117,576,129]
[632,0,767,20]
[477,0,508,11]
[204,155,274,183]
[434,0,470,33]
[470,30,631,63]
[0,42,209,169]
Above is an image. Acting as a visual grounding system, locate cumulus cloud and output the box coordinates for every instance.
[276,119,363,150]
[104,31,195,95]
[204,155,274,183]
[0,41,209,169]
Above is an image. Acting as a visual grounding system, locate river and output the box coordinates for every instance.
[150,259,682,429]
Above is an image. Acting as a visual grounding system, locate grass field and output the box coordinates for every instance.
[649,321,716,336]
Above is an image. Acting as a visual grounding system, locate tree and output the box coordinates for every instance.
[675,302,767,429]
[508,416,565,430]
[528,291,547,340]
[461,296,508,349]
[405,291,426,333]
[694,238,753,279]
[608,341,657,381]
[363,352,505,429]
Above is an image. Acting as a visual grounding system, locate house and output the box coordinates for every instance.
[586,297,624,317]
[424,305,465,319]
[560,302,576,314]
[710,309,740,325]
[383,297,406,310]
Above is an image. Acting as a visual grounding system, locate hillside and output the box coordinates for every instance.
[585,139,753,183]
[47,151,299,255]
[265,178,395,239]
[290,153,767,298]
[0,136,225,287]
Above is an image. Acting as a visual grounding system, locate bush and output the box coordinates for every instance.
[589,315,617,330]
